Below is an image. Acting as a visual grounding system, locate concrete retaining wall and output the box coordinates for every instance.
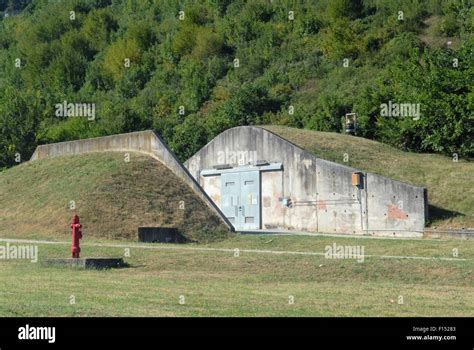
[185,126,427,237]
[30,131,233,231]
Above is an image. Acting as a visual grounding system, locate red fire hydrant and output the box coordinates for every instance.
[71,214,82,258]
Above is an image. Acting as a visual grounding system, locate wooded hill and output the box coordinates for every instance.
[0,0,472,170]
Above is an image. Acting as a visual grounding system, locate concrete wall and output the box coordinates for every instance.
[30,130,233,231]
[366,174,426,237]
[185,126,427,237]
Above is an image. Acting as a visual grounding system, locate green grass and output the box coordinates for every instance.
[0,234,473,316]
[263,126,474,229]
[0,152,228,242]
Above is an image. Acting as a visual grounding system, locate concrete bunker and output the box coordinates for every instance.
[185,126,428,238]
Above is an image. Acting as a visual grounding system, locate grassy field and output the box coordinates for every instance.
[264,126,474,229]
[0,152,228,242]
[1,234,473,317]
[0,127,472,316]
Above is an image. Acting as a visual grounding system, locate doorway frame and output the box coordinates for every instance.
[201,163,282,231]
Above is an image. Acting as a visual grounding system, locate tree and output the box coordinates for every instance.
[327,0,364,20]
[103,38,141,82]
[170,115,208,160]
[0,87,42,168]
[387,43,473,156]
[82,8,117,52]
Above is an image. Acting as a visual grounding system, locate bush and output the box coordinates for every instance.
[439,14,460,36]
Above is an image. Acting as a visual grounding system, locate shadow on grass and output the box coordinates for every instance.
[117,261,130,268]
[428,204,465,224]
[124,264,147,269]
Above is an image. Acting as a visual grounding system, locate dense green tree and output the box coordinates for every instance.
[327,0,364,20]
[387,43,473,156]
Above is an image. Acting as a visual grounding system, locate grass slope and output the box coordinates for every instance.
[1,234,472,316]
[0,152,228,242]
[263,126,473,229]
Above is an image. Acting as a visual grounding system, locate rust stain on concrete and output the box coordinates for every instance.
[387,204,408,220]
[263,197,271,208]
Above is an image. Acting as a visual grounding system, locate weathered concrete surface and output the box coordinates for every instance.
[185,126,427,237]
[30,131,232,231]
[44,258,126,269]
[366,174,425,237]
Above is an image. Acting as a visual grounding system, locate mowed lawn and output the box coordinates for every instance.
[0,234,473,317]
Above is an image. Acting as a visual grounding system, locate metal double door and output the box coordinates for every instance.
[221,170,260,230]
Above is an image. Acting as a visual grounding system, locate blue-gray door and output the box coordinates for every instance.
[221,170,260,230]
[239,171,260,230]
[221,172,240,227]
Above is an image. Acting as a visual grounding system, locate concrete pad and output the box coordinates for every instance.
[44,258,126,269]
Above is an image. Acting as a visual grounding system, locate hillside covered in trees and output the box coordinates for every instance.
[0,0,472,169]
